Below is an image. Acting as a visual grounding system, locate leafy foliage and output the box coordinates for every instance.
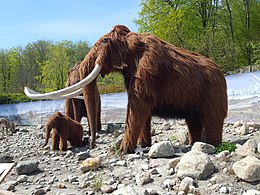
[0,40,91,94]
[135,0,260,72]
[0,93,35,104]
[0,39,125,103]
[97,73,125,94]
[38,42,70,91]
[91,174,103,192]
[215,141,237,154]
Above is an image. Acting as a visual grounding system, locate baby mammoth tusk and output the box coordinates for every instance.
[24,64,103,99]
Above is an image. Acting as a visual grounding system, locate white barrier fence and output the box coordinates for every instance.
[0,71,259,125]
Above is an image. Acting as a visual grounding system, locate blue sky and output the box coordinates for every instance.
[0,0,141,49]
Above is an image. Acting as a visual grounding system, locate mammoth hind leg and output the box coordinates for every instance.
[203,119,223,147]
[185,119,203,145]
[60,136,68,151]
[52,132,60,150]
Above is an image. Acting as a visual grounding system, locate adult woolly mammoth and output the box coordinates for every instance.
[43,112,83,151]
[64,62,101,147]
[25,24,228,154]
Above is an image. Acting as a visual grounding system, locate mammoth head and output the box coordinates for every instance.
[65,61,81,87]
[82,25,131,77]
[23,25,132,100]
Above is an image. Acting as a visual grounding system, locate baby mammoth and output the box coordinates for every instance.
[43,112,83,151]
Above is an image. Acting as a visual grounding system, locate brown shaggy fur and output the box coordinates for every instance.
[43,112,83,151]
[65,61,87,123]
[79,25,228,153]
[64,62,101,149]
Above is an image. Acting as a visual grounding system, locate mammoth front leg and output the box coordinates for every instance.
[137,116,152,148]
[64,99,74,120]
[120,100,151,153]
[82,83,99,149]
[72,99,80,122]
[97,95,102,132]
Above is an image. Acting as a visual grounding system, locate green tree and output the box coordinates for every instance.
[22,40,53,90]
[39,42,70,91]
[136,0,225,61]
[0,39,93,95]
[69,41,91,66]
[0,50,11,93]
[135,0,260,72]
[231,0,260,66]
[6,47,23,93]
[137,0,184,45]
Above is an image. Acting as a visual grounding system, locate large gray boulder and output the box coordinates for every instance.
[16,160,39,175]
[175,150,214,179]
[233,155,260,182]
[148,141,175,158]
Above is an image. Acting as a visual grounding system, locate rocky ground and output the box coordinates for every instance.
[0,112,260,195]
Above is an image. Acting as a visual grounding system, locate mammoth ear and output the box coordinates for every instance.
[126,32,145,52]
[111,25,130,38]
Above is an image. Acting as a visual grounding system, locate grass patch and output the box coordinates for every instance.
[98,85,125,94]
[91,174,103,192]
[215,141,236,154]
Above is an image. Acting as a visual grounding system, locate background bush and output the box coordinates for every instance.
[0,93,36,104]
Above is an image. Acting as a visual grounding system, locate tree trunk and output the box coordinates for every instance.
[243,0,252,66]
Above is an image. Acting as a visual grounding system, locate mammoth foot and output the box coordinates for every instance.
[137,137,152,148]
[120,139,136,154]
[82,137,89,147]
[90,141,96,149]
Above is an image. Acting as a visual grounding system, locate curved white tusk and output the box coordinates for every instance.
[24,64,102,99]
[24,87,84,100]
[60,89,84,100]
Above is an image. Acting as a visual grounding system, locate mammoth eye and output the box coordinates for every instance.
[101,38,109,44]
